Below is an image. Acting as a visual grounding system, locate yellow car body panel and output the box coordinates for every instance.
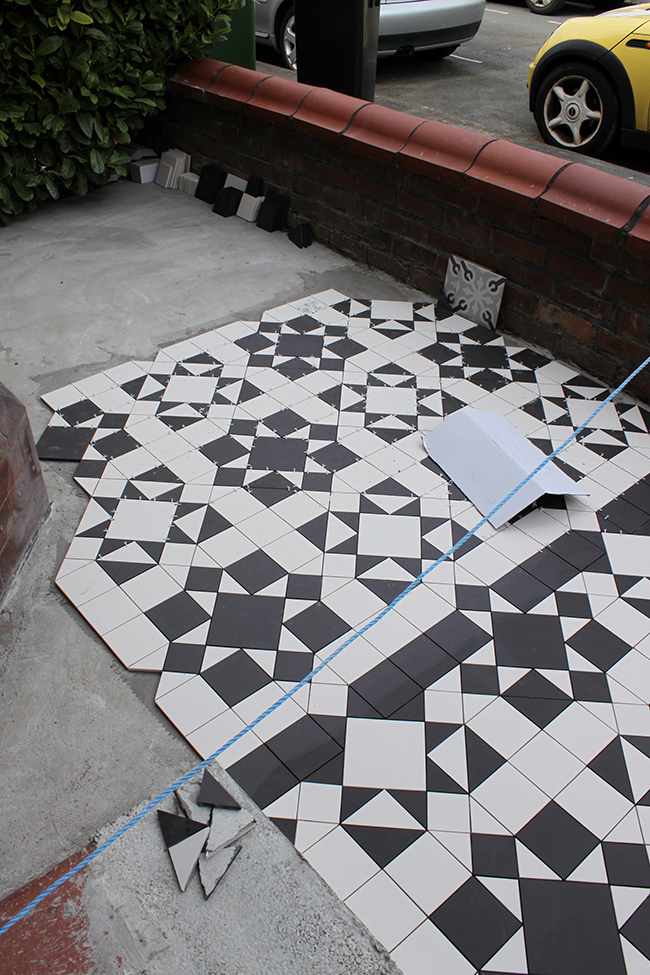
[528,5,650,142]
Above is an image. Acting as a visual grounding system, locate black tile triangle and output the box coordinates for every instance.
[426,722,462,752]
[157,809,208,849]
[296,513,328,550]
[388,790,428,828]
[342,824,422,869]
[390,694,425,721]
[197,770,240,809]
[98,560,152,585]
[588,738,634,802]
[358,578,408,604]
[340,787,381,822]
[271,817,297,843]
[305,752,344,785]
[465,727,506,792]
[623,735,650,760]
[426,759,466,794]
[198,506,231,544]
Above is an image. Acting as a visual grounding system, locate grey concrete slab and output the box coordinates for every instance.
[0,178,425,964]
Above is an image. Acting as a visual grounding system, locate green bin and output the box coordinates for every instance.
[205,0,256,70]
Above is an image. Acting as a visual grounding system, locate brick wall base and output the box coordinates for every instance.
[141,59,650,401]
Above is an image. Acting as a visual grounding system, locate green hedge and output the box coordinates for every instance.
[0,0,241,224]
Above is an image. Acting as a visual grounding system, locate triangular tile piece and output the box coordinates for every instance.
[157,809,207,848]
[612,886,650,927]
[168,827,210,891]
[431,829,472,869]
[198,844,241,898]
[343,790,422,830]
[566,647,600,672]
[198,770,240,809]
[478,876,521,921]
[482,928,528,973]
[430,728,468,791]
[605,808,645,843]
[621,739,650,803]
[466,727,506,792]
[470,798,511,835]
[206,808,255,857]
[342,824,422,868]
[175,784,211,824]
[566,844,609,884]
[588,738,634,802]
[516,839,560,879]
[388,790,428,829]
[498,667,531,693]
[621,936,650,975]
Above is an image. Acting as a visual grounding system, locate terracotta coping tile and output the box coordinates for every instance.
[537,163,650,241]
[625,202,650,260]
[168,58,226,100]
[341,103,424,161]
[399,119,493,185]
[205,64,272,109]
[465,140,566,205]
[291,88,368,143]
[246,75,313,123]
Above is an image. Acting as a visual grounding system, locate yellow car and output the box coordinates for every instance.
[528,4,650,155]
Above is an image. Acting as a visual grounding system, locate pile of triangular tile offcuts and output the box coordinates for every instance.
[158,770,255,896]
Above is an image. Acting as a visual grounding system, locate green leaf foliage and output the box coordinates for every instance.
[0,0,240,224]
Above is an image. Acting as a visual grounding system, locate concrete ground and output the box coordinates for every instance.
[0,179,427,974]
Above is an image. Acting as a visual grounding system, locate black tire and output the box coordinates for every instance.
[277,7,296,71]
[525,0,567,14]
[533,61,619,156]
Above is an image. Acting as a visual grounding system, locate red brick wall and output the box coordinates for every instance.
[0,385,49,602]
[142,59,650,400]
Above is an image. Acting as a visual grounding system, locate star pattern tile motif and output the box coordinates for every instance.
[39,291,650,975]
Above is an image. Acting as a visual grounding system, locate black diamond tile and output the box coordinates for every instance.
[273,650,313,681]
[624,479,650,515]
[284,602,350,652]
[248,437,308,472]
[202,649,272,706]
[59,399,103,426]
[430,877,520,971]
[276,333,323,358]
[163,643,205,673]
[462,345,509,369]
[93,429,140,459]
[467,368,509,391]
[599,498,650,534]
[521,549,579,590]
[284,314,321,333]
[391,634,457,688]
[461,664,499,696]
[548,531,605,571]
[493,614,567,669]
[426,611,491,663]
[491,566,552,613]
[226,549,286,594]
[456,585,491,612]
[227,742,299,809]
[186,565,223,592]
[235,332,274,354]
[327,337,367,359]
[207,594,285,650]
[263,409,308,437]
[471,833,518,879]
[146,592,210,642]
[567,621,631,672]
[309,442,360,473]
[570,670,611,702]
[200,435,248,466]
[517,801,599,879]
[603,842,650,887]
[520,879,626,975]
[351,659,421,718]
[286,574,321,600]
[556,591,592,619]
[266,715,341,780]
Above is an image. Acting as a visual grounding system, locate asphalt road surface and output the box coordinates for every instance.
[256,0,650,182]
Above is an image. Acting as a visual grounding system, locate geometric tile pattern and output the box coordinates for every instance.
[40,291,650,975]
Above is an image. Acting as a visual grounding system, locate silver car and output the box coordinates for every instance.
[255,0,486,70]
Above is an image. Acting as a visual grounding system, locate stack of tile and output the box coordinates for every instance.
[155,149,191,190]
[178,172,199,196]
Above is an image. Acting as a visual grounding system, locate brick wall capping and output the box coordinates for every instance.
[204,63,271,109]
[464,139,567,206]
[168,58,224,100]
[341,103,424,161]
[537,162,650,242]
[291,88,368,143]
[246,74,311,123]
[626,202,650,260]
[398,119,493,183]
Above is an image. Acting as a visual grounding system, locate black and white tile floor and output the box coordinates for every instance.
[39,292,650,974]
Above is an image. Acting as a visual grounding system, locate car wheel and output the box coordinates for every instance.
[278,8,297,71]
[525,0,567,14]
[534,61,619,155]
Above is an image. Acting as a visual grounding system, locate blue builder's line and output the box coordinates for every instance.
[2,351,649,938]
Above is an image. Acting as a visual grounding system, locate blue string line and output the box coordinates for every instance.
[2,352,649,939]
